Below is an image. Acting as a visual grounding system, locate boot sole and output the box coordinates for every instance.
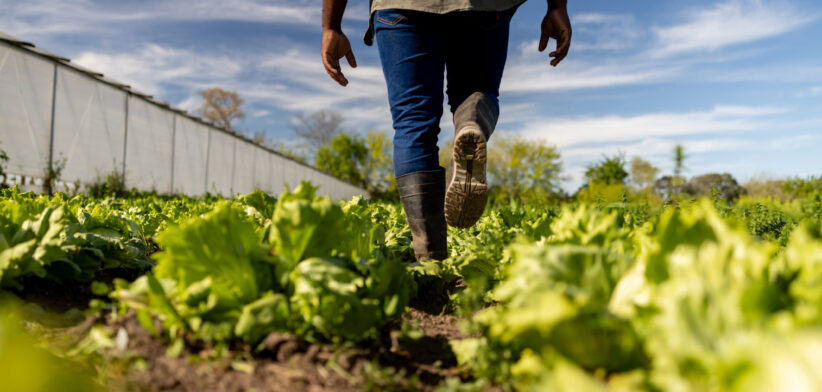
[445,126,487,228]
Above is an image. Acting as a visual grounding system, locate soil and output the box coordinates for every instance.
[17,270,479,391]
[90,304,476,392]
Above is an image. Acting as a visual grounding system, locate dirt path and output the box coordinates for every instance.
[97,306,473,391]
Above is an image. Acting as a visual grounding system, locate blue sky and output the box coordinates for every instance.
[2,0,820,190]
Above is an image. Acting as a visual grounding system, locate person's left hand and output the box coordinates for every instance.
[538,7,572,67]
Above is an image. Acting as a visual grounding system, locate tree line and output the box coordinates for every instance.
[192,87,814,204]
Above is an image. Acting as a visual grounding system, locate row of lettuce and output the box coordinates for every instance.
[2,184,822,391]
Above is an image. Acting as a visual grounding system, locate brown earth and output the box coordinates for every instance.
[13,271,479,391]
[89,305,476,392]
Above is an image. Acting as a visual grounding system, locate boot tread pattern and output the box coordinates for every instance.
[445,127,488,228]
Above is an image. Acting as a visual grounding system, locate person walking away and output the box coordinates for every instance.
[321,0,571,261]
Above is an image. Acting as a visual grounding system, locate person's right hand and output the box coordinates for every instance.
[538,6,572,67]
[322,29,357,86]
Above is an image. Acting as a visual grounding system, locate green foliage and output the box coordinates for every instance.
[272,141,308,164]
[115,183,412,347]
[630,156,658,190]
[743,177,790,201]
[4,176,822,391]
[315,130,397,201]
[584,154,629,186]
[315,132,369,189]
[0,306,101,392]
[363,130,398,201]
[456,200,822,391]
[86,171,128,198]
[684,172,745,201]
[735,201,797,244]
[487,134,564,205]
[457,206,644,389]
[576,181,632,205]
[672,144,687,196]
[0,188,152,290]
[784,175,822,199]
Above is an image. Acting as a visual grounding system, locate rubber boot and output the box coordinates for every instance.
[445,92,499,228]
[396,169,448,261]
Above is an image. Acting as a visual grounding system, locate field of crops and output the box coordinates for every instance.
[2,183,822,391]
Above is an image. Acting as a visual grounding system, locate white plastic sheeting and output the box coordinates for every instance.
[52,67,126,184]
[0,34,367,201]
[0,42,53,177]
[125,96,174,193]
[252,145,272,193]
[232,140,257,195]
[172,116,209,196]
[269,155,287,195]
[205,129,234,196]
[281,157,300,192]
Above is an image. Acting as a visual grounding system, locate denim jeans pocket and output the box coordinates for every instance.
[376,9,406,26]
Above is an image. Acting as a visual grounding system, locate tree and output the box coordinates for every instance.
[782,176,822,199]
[486,135,564,204]
[630,156,658,190]
[654,175,675,200]
[273,141,307,164]
[585,154,629,185]
[743,177,789,201]
[290,110,346,154]
[197,88,245,132]
[315,133,368,188]
[673,144,686,196]
[683,173,745,201]
[363,130,397,199]
[314,130,397,200]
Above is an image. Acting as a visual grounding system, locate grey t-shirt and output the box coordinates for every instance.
[370,0,526,14]
[363,0,526,45]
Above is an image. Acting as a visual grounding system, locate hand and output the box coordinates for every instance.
[538,7,572,67]
[322,28,357,86]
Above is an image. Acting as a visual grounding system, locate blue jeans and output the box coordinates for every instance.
[374,7,516,177]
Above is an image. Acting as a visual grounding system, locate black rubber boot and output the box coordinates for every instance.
[445,92,499,228]
[396,169,448,261]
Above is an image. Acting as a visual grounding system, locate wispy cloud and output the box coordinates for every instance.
[74,44,243,95]
[651,0,815,56]
[796,85,822,98]
[517,105,789,147]
[71,42,389,130]
[501,58,679,92]
[571,13,642,52]
[561,137,752,162]
[0,0,345,39]
[553,132,818,189]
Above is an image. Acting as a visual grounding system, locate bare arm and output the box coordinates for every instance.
[322,0,357,86]
[538,0,572,67]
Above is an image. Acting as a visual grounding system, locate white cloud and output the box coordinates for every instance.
[0,0,349,39]
[73,44,243,95]
[796,85,822,98]
[561,137,752,162]
[571,13,642,52]
[501,59,679,93]
[176,96,201,112]
[249,109,271,118]
[250,49,387,114]
[517,105,788,148]
[71,41,390,132]
[652,0,815,56]
[551,132,818,191]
